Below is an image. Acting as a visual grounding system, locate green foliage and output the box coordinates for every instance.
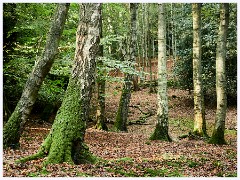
[173,3,237,102]
[3,3,77,117]
[97,35,143,84]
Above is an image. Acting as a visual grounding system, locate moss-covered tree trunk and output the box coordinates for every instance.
[3,4,69,149]
[209,3,229,145]
[18,3,101,165]
[192,3,207,137]
[114,3,138,132]
[150,3,171,142]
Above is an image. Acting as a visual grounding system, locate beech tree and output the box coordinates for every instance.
[3,3,70,148]
[150,3,171,141]
[18,3,101,165]
[209,3,229,145]
[114,3,138,131]
[192,3,207,137]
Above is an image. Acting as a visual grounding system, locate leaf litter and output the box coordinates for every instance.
[3,83,237,177]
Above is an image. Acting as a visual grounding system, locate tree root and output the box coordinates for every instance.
[16,150,46,164]
[178,131,208,140]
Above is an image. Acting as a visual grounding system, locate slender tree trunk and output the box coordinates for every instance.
[192,3,207,137]
[114,3,138,132]
[171,3,174,58]
[95,8,108,131]
[144,3,149,81]
[140,3,145,83]
[209,3,229,145]
[149,4,155,93]
[150,4,171,142]
[3,4,70,149]
[18,3,101,165]
[132,8,140,92]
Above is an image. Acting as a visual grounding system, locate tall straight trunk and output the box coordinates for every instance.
[132,8,140,92]
[114,3,138,132]
[192,3,207,137]
[144,3,149,72]
[140,3,145,83]
[3,4,70,148]
[209,3,229,145]
[95,7,108,131]
[150,3,171,142]
[173,5,177,66]
[167,4,171,57]
[18,3,101,165]
[149,4,155,93]
[171,3,174,58]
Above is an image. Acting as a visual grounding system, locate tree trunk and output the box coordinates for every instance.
[209,3,229,145]
[95,8,108,131]
[192,3,207,137]
[150,4,171,142]
[114,3,138,132]
[18,3,101,165]
[3,3,70,149]
[149,4,155,93]
[140,3,145,83]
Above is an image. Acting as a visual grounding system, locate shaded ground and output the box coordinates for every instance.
[3,83,237,177]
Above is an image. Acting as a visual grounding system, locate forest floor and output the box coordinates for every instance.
[3,82,237,177]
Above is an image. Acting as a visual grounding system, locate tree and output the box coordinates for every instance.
[95,6,108,131]
[18,3,101,165]
[150,3,171,141]
[209,3,229,145]
[3,3,70,148]
[192,3,207,137]
[114,3,138,131]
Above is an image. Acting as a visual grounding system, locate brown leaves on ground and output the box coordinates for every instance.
[3,84,237,177]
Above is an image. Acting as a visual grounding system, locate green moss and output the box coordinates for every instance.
[208,127,226,145]
[115,157,134,163]
[225,129,237,135]
[17,151,46,164]
[144,168,168,177]
[3,107,22,149]
[149,122,172,142]
[17,77,98,166]
[114,89,128,132]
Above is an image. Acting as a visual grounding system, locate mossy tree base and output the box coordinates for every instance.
[192,129,209,139]
[208,128,227,145]
[150,123,172,142]
[17,78,97,165]
[114,85,130,132]
[3,108,22,149]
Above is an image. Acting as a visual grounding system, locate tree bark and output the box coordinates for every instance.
[150,4,171,142]
[192,3,207,137]
[95,8,108,131]
[18,3,101,165]
[114,3,138,132]
[3,3,70,148]
[209,3,229,145]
